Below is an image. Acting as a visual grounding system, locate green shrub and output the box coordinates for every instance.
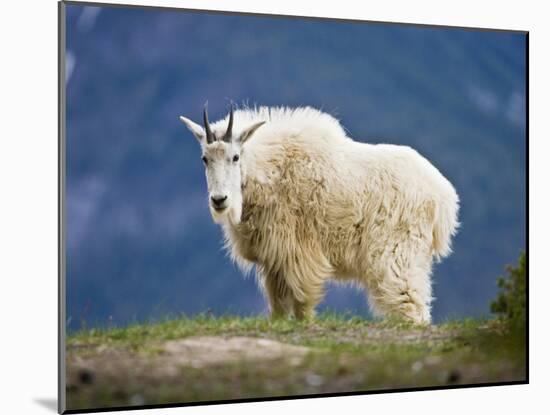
[490,251,526,330]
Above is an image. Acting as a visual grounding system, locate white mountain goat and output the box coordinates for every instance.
[179,105,459,324]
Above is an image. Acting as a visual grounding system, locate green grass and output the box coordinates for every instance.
[66,314,526,411]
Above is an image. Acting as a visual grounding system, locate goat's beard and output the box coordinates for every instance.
[229,202,242,225]
[209,205,228,224]
[209,198,242,226]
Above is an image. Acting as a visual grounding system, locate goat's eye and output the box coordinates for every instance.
[201,156,208,165]
[232,154,240,163]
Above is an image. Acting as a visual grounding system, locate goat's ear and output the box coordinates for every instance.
[179,116,205,141]
[239,121,266,144]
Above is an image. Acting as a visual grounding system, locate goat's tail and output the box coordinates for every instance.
[432,190,460,262]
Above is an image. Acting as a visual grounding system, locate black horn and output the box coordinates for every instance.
[203,104,215,144]
[223,104,234,142]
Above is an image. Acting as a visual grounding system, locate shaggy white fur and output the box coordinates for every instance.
[180,106,460,324]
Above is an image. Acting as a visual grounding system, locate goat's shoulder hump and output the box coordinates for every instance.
[235,106,348,139]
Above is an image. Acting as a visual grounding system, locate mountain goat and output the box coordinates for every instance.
[179,105,459,324]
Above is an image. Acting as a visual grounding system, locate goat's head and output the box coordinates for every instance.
[179,104,265,224]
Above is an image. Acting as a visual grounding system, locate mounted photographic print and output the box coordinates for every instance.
[59,1,528,413]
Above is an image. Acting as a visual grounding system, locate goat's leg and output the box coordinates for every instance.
[259,268,293,319]
[365,233,433,324]
[289,275,326,321]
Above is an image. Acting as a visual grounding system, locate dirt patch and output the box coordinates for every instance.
[162,336,309,368]
[67,336,311,383]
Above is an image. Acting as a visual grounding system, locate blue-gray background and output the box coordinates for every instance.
[65,4,526,330]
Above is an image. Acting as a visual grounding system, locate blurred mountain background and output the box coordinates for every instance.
[64,4,526,330]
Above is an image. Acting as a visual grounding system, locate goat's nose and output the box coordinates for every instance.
[211,195,228,207]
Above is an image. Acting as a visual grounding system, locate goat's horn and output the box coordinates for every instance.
[223,104,234,142]
[203,104,215,144]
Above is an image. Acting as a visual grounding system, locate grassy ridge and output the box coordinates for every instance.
[66,314,526,411]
